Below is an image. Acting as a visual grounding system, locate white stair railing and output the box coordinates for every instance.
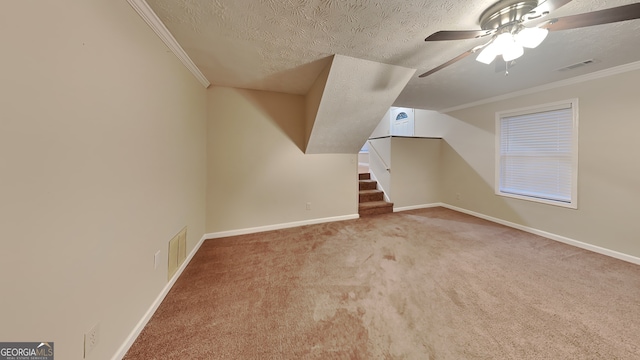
[367,139,392,203]
[368,140,390,173]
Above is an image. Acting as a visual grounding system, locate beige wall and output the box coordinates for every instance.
[370,109,391,138]
[439,68,640,258]
[358,152,370,164]
[206,86,358,233]
[415,109,448,138]
[367,137,441,208]
[0,1,207,359]
[390,138,442,208]
[305,58,333,152]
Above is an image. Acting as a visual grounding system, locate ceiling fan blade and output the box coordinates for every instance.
[540,3,640,31]
[425,29,494,41]
[523,0,573,21]
[418,49,475,78]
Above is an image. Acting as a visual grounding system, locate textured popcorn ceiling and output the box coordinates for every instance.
[146,0,640,110]
[305,55,415,154]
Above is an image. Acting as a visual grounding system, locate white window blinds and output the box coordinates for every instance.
[497,101,577,207]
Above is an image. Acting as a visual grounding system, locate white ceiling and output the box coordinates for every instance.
[145,0,640,111]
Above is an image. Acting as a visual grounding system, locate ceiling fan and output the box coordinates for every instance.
[418,0,640,78]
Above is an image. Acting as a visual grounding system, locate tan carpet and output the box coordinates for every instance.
[124,207,640,359]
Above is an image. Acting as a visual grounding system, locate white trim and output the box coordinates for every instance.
[204,214,360,239]
[393,203,441,212]
[441,60,640,113]
[439,203,640,266]
[126,0,211,88]
[111,233,208,360]
[497,100,573,118]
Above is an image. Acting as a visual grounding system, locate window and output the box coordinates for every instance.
[495,99,578,208]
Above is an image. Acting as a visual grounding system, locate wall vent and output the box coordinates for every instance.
[168,227,187,281]
[556,59,595,72]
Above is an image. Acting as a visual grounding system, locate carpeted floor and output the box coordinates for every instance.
[124,207,640,359]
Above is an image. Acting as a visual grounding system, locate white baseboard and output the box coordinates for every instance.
[112,213,358,359]
[111,233,208,360]
[204,214,360,239]
[112,203,639,359]
[439,203,640,266]
[393,203,441,212]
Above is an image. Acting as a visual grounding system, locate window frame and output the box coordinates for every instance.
[494,99,579,209]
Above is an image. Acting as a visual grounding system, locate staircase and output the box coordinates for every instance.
[358,173,393,216]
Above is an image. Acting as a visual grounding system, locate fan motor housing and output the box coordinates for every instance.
[479,0,539,29]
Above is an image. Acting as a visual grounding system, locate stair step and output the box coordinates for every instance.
[359,201,394,216]
[359,189,384,202]
[358,179,377,191]
[358,173,371,180]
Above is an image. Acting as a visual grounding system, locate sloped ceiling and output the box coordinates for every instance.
[305,55,415,154]
[144,0,640,111]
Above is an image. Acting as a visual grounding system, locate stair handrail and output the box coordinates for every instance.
[367,140,390,172]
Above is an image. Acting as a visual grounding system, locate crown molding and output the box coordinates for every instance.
[127,0,210,88]
[441,60,640,113]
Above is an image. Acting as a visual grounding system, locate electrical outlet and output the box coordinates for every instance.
[306,202,311,210]
[84,323,99,358]
[154,250,161,270]
[456,193,461,200]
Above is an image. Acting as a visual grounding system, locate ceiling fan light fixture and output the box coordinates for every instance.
[476,32,524,64]
[421,1,640,79]
[492,32,516,52]
[515,27,549,48]
[502,42,524,61]
[476,42,499,64]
